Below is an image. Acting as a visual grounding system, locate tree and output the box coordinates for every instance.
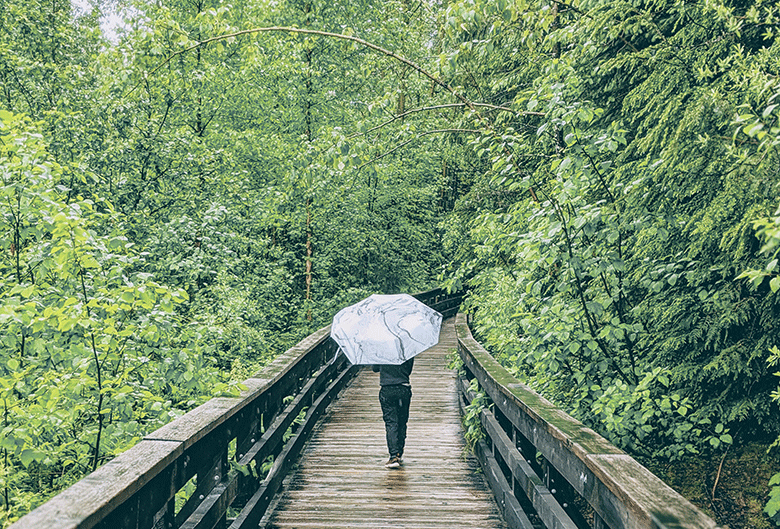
[438,0,779,465]
[0,111,238,523]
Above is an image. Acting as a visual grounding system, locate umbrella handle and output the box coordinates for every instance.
[330,347,340,365]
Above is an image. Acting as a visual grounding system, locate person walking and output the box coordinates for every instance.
[373,357,414,468]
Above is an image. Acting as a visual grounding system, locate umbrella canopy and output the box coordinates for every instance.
[330,293,443,365]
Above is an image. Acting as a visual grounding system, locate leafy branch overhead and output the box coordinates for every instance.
[129,25,544,200]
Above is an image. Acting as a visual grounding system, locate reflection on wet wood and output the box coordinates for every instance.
[262,319,508,529]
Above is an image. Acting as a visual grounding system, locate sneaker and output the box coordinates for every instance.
[384,456,401,468]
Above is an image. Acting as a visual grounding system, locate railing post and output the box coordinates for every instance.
[150,499,171,529]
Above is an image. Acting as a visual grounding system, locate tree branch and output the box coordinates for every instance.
[127,26,542,202]
[127,26,471,108]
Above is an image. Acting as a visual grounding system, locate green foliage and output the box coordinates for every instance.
[730,78,780,524]
[0,112,239,524]
[1,0,455,521]
[446,349,466,376]
[462,378,491,455]
[439,0,778,473]
[765,342,780,525]
[4,0,777,523]
[738,96,780,518]
[767,470,780,525]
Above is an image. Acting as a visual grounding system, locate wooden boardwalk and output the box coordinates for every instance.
[262,318,509,528]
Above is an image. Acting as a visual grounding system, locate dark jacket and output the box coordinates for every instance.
[372,358,414,386]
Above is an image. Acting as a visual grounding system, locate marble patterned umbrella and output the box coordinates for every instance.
[330,293,443,365]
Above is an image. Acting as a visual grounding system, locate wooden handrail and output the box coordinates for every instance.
[454,313,723,529]
[9,288,463,529]
[413,287,463,319]
[9,326,355,529]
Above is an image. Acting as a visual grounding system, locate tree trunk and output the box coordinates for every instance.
[305,199,313,320]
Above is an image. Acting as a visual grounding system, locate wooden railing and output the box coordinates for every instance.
[17,287,717,529]
[9,288,463,529]
[454,313,722,529]
[412,287,463,319]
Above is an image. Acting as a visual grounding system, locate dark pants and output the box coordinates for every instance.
[379,384,412,457]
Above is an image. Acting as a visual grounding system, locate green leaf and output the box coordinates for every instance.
[764,478,780,518]
[19,449,43,468]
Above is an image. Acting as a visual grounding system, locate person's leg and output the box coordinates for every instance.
[379,385,401,457]
[397,386,412,458]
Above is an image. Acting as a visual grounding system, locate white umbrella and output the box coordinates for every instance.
[330,293,443,365]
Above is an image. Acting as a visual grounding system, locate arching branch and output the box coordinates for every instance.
[127,26,541,202]
[127,26,470,106]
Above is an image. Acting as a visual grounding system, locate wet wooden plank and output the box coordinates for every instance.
[230,365,359,529]
[261,319,508,529]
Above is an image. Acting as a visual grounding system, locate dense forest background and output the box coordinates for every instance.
[1,0,779,526]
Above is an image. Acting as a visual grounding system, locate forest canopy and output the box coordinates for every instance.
[1,0,779,525]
